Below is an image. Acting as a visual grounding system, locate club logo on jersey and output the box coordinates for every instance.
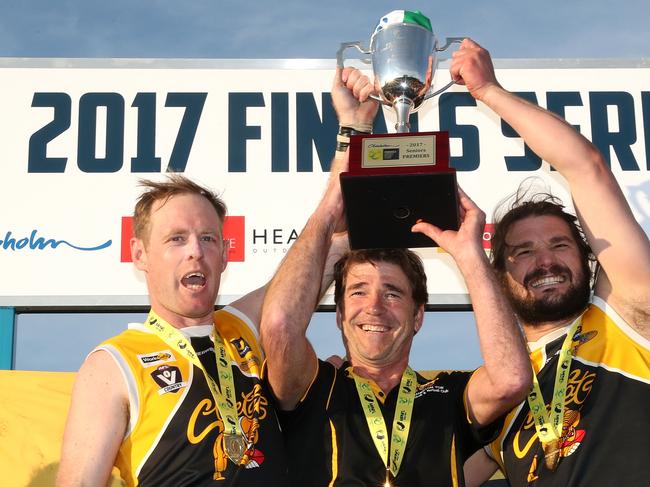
[230,337,252,358]
[526,409,586,482]
[229,336,261,375]
[415,376,450,398]
[151,365,187,394]
[187,383,268,478]
[138,350,175,368]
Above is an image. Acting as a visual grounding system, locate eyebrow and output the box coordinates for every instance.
[346,281,406,295]
[507,235,574,252]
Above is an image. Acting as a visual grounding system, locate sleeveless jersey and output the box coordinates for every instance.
[486,296,650,486]
[97,306,287,486]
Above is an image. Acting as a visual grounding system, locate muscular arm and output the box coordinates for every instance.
[452,38,650,337]
[229,234,349,333]
[261,152,347,410]
[261,67,377,410]
[413,189,531,426]
[56,350,128,487]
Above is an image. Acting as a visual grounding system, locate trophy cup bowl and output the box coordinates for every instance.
[370,21,436,127]
[337,13,463,133]
[337,11,463,249]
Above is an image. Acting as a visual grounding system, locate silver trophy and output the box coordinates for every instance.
[337,17,463,133]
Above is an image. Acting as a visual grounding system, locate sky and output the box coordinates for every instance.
[2,0,650,60]
[5,0,650,372]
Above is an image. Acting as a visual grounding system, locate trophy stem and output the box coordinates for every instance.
[393,97,414,133]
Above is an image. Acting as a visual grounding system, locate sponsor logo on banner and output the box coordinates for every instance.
[0,229,111,252]
[151,365,186,394]
[250,226,299,255]
[120,216,245,262]
[137,350,175,368]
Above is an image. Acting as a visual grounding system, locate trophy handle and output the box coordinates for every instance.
[337,42,385,105]
[336,41,372,68]
[436,36,465,52]
[425,37,466,100]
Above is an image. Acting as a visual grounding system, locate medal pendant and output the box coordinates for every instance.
[384,469,392,487]
[224,433,248,464]
[542,439,561,471]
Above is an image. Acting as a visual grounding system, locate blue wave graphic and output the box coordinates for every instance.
[0,230,112,252]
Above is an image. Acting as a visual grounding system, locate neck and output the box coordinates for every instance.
[350,358,409,394]
[150,307,213,329]
[522,314,580,342]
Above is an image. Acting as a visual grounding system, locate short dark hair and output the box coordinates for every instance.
[491,183,595,284]
[133,174,227,245]
[333,248,428,308]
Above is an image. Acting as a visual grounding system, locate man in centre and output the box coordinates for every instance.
[260,66,532,486]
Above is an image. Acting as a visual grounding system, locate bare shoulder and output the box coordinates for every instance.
[57,350,128,487]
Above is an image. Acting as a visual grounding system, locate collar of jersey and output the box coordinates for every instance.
[128,321,214,337]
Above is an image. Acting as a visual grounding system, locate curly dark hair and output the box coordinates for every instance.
[490,180,596,286]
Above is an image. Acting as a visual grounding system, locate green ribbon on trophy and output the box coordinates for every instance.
[144,311,250,464]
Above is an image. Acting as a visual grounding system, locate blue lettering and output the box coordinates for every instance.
[502,92,542,171]
[131,92,161,172]
[590,91,639,170]
[271,92,289,172]
[28,93,71,173]
[439,92,479,171]
[165,93,206,172]
[78,93,125,173]
[296,93,337,172]
[228,93,264,172]
[0,230,111,252]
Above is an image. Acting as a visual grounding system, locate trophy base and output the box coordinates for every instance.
[340,171,459,250]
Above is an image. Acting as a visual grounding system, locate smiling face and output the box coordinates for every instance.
[131,193,228,328]
[500,214,590,326]
[336,261,424,370]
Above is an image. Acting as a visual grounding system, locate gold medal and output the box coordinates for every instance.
[224,433,248,464]
[542,439,561,471]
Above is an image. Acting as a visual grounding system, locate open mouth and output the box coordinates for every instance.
[181,271,206,290]
[529,275,565,289]
[360,324,390,333]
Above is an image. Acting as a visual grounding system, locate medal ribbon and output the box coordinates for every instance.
[144,311,245,445]
[352,366,416,478]
[527,315,582,450]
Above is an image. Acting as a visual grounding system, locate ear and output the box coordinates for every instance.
[335,306,343,331]
[131,238,148,272]
[221,239,229,272]
[413,304,424,335]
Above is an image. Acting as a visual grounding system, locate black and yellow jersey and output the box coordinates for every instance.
[279,360,499,487]
[97,306,287,486]
[486,296,650,486]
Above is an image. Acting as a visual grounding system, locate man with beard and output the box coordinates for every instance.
[455,39,650,486]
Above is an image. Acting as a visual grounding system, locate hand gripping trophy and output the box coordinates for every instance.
[337,10,463,249]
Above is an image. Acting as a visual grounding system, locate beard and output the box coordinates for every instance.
[503,263,591,325]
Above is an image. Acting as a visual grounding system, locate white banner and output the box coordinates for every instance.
[1,59,648,306]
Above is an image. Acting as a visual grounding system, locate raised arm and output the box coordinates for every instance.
[452,38,650,337]
[413,189,531,426]
[57,350,128,487]
[260,150,347,409]
[261,67,378,410]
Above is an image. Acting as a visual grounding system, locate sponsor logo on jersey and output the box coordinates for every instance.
[151,365,187,394]
[137,350,175,368]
